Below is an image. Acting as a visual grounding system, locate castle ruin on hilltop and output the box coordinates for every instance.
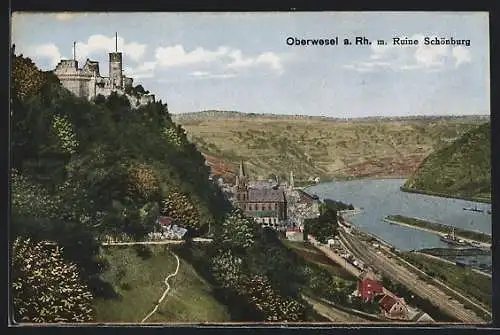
[53,33,155,108]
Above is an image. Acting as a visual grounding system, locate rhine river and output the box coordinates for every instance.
[306,179,492,270]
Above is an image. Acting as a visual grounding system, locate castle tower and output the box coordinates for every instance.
[109,32,123,89]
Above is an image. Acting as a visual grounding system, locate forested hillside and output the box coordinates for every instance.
[402,122,491,203]
[10,50,333,323]
[10,49,231,322]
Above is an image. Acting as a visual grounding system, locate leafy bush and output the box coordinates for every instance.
[12,237,94,323]
[213,209,258,252]
[304,206,338,243]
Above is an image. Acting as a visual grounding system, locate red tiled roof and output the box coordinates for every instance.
[358,279,384,300]
[378,294,398,313]
[158,216,173,226]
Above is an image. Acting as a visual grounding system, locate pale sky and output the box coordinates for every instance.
[11,12,490,117]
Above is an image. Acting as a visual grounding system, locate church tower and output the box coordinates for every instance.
[109,32,123,88]
[235,161,249,202]
[289,171,295,190]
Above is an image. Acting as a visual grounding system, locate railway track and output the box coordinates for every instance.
[339,231,485,323]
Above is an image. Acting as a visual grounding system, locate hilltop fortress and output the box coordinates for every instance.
[53,33,155,108]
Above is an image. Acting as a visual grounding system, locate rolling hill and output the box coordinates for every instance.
[402,122,491,203]
[173,111,488,182]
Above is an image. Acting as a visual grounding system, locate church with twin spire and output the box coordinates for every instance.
[233,161,288,230]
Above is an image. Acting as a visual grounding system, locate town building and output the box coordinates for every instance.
[53,33,155,108]
[378,294,409,320]
[234,161,288,229]
[357,279,384,302]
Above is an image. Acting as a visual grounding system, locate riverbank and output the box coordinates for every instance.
[384,215,491,248]
[400,252,492,320]
[420,247,491,257]
[400,186,491,205]
[416,251,492,279]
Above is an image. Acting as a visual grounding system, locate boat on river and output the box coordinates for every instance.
[439,227,470,247]
[463,204,484,213]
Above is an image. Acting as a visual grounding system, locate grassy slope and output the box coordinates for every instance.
[401,252,492,311]
[403,122,491,203]
[282,240,356,282]
[93,245,230,323]
[174,113,486,181]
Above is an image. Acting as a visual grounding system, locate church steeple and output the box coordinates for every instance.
[239,160,246,178]
[235,161,249,202]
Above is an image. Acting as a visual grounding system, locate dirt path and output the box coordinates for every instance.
[140,254,180,323]
[101,238,213,246]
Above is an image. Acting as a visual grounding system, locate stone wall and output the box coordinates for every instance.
[54,57,154,108]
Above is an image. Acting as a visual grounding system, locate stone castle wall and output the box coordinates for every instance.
[53,54,152,108]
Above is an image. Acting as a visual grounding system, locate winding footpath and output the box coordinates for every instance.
[140,254,181,323]
[101,238,213,246]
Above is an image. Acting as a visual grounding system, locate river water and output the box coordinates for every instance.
[306,179,492,271]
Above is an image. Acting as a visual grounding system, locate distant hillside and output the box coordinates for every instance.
[175,112,488,182]
[402,122,491,203]
[172,110,489,123]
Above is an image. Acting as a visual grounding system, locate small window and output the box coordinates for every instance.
[268,204,272,210]
[249,204,253,211]
[275,203,278,209]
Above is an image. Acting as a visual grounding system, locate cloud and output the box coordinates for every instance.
[452,46,472,67]
[345,34,472,73]
[190,71,211,77]
[155,45,230,67]
[32,43,63,67]
[123,61,157,79]
[76,34,147,62]
[54,13,85,21]
[228,50,284,74]
[155,44,285,75]
[189,71,237,79]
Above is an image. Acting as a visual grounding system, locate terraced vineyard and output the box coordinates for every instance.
[173,111,487,182]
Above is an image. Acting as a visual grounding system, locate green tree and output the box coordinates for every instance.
[210,250,244,289]
[11,237,94,323]
[304,206,338,244]
[213,209,258,253]
[237,275,307,322]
